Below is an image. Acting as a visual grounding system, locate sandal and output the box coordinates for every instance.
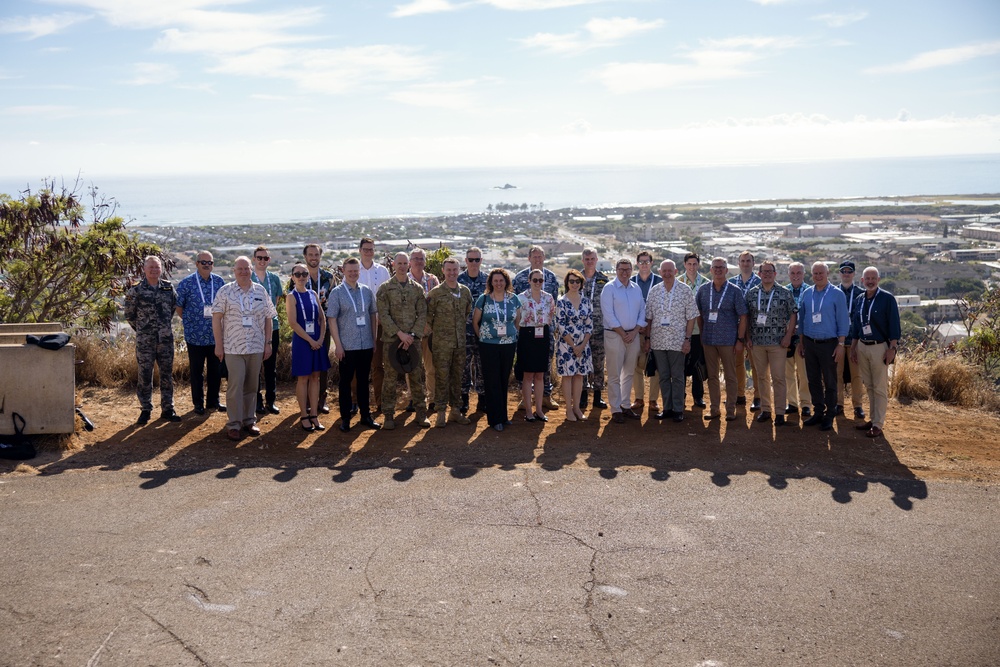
[300,416,315,432]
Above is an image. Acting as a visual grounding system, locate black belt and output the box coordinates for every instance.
[859,339,885,346]
[804,336,837,344]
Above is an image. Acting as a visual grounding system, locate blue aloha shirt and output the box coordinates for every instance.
[175,272,226,345]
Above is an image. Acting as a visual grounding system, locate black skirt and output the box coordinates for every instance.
[516,325,550,373]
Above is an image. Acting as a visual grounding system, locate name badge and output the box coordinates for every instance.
[660,317,670,327]
[497,323,508,336]
[708,312,719,323]
[242,316,253,328]
[862,324,873,336]
[356,316,367,327]
[534,326,544,338]
[812,313,823,324]
[305,321,315,334]
[756,314,768,325]
[203,305,213,317]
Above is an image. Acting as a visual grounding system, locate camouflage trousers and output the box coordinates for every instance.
[462,334,484,395]
[382,341,425,415]
[136,333,174,412]
[433,343,467,409]
[586,330,606,391]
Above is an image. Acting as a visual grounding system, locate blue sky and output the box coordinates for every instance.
[1,0,998,178]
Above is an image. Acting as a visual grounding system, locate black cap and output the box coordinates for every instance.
[838,260,856,273]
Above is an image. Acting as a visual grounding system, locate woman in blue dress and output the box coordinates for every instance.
[286,263,331,431]
[555,269,593,422]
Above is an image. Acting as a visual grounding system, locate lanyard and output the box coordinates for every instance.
[843,284,856,316]
[346,284,364,314]
[810,286,828,316]
[664,282,677,314]
[306,272,323,303]
[588,275,597,301]
[410,272,430,293]
[709,281,730,312]
[196,275,215,305]
[238,286,255,315]
[862,289,881,325]
[491,294,509,323]
[296,290,317,323]
[757,287,776,316]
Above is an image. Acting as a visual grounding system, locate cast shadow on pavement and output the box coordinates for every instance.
[28,401,928,510]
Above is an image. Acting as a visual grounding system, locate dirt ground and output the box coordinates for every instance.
[5,383,999,487]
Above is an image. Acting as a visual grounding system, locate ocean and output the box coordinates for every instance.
[3,154,998,227]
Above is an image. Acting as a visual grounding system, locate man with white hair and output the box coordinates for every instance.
[849,267,901,439]
[213,256,278,441]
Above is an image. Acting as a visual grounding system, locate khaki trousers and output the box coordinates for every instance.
[785,347,809,409]
[856,342,890,429]
[750,344,787,415]
[703,344,738,416]
[633,349,661,404]
[837,343,864,409]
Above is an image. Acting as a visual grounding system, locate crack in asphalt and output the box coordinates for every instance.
[364,540,387,601]
[137,607,212,666]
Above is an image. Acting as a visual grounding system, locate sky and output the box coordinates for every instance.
[1,0,999,178]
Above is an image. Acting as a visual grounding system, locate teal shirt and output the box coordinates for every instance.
[252,270,283,331]
[475,293,522,345]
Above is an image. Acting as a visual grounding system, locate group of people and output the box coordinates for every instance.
[125,240,900,441]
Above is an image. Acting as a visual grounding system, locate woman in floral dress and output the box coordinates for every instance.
[555,269,593,421]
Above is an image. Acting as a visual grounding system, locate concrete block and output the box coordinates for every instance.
[0,324,76,435]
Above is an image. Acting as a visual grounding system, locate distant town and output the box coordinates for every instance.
[141,194,1000,349]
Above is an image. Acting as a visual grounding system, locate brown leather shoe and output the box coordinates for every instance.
[865,426,883,438]
[226,428,242,441]
[632,399,644,411]
[855,421,874,430]
[244,425,261,437]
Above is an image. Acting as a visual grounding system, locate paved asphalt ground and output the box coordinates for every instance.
[1,465,997,666]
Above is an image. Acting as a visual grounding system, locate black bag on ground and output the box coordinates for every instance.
[0,413,36,461]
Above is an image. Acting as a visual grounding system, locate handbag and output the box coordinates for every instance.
[0,413,36,461]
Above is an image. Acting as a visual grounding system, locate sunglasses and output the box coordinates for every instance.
[292,271,309,278]
[255,255,270,261]
[198,260,214,266]
[531,278,544,284]
[568,278,583,284]
[466,258,482,263]
[840,269,854,274]
[637,260,651,265]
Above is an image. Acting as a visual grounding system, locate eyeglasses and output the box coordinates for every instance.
[255,255,270,261]
[198,260,214,266]
[411,257,425,262]
[360,247,374,252]
[531,278,544,284]
[292,271,308,278]
[466,258,482,263]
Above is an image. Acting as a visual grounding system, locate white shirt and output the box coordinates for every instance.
[359,262,390,295]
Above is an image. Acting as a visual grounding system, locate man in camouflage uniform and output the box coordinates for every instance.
[581,248,610,409]
[457,246,488,414]
[124,255,181,425]
[376,252,430,429]
[427,257,474,427]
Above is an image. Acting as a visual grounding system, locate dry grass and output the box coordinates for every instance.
[893,354,1000,412]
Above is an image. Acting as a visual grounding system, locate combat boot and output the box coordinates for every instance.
[435,411,447,428]
[382,414,396,431]
[449,410,471,425]
[414,411,431,428]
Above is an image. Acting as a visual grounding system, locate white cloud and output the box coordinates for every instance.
[520,17,663,54]
[0,12,91,39]
[592,35,797,93]
[811,11,868,28]
[209,45,434,94]
[124,62,180,85]
[749,0,795,5]
[387,79,481,110]
[392,0,603,17]
[391,0,463,18]
[865,40,1000,74]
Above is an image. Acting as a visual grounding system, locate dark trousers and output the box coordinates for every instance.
[319,328,332,410]
[804,337,839,418]
[686,333,705,402]
[257,329,279,407]
[188,343,223,409]
[339,347,373,422]
[480,342,516,427]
